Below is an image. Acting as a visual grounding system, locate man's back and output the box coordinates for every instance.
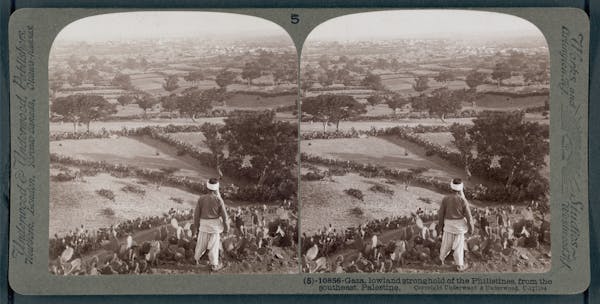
[193,194,223,230]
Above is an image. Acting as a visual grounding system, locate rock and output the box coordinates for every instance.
[520,253,529,260]
[544,252,551,258]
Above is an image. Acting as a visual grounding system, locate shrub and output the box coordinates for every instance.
[369,184,394,196]
[418,197,432,204]
[169,197,184,204]
[327,167,349,176]
[301,170,326,181]
[160,167,180,175]
[80,167,101,176]
[344,188,364,201]
[121,185,146,196]
[52,172,76,182]
[100,208,115,217]
[96,189,116,201]
[349,206,364,216]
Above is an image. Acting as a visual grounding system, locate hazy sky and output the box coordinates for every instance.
[307,10,544,41]
[56,11,289,42]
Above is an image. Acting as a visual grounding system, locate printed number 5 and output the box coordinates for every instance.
[291,14,300,24]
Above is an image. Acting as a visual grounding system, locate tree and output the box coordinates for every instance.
[67,69,85,87]
[300,79,314,96]
[134,94,158,118]
[49,81,63,97]
[390,58,401,71]
[434,70,455,83]
[215,69,236,90]
[302,94,367,131]
[50,95,117,132]
[317,73,333,88]
[317,55,330,71]
[241,61,262,85]
[183,70,205,84]
[176,88,225,121]
[366,94,383,107]
[450,123,475,179]
[412,76,430,92]
[491,62,512,86]
[468,111,548,199]
[465,69,486,91]
[160,94,179,118]
[385,94,411,117]
[111,73,134,90]
[163,75,180,92]
[117,95,134,107]
[222,111,297,195]
[423,88,462,121]
[361,73,385,91]
[200,123,226,169]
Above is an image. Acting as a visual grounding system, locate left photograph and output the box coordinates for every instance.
[47,11,299,275]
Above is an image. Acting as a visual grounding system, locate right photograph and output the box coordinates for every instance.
[299,10,551,273]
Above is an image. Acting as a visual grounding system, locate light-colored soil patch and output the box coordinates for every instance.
[301,173,442,234]
[49,172,199,236]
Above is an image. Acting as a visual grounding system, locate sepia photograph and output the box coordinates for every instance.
[47,11,299,275]
[299,10,551,273]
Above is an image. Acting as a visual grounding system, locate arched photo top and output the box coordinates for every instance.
[302,10,548,51]
[52,11,295,48]
[48,11,298,113]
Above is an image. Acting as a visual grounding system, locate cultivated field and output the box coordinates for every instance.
[301,173,443,234]
[49,169,200,236]
[50,136,217,179]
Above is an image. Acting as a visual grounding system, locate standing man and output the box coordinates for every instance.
[437,178,474,272]
[194,178,229,271]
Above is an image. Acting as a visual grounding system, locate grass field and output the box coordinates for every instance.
[415,132,457,152]
[301,136,487,187]
[166,132,210,152]
[50,136,217,179]
[49,170,199,236]
[301,173,443,234]
[50,117,225,134]
[466,94,548,111]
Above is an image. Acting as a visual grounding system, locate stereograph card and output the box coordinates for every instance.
[7,7,590,295]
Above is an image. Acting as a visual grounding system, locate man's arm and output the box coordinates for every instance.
[438,197,446,230]
[216,194,229,233]
[193,200,201,235]
[461,194,474,233]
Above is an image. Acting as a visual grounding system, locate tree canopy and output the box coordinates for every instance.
[215,69,237,90]
[51,94,117,132]
[302,94,367,131]
[162,75,180,92]
[465,69,487,90]
[467,111,549,200]
[222,111,297,199]
[491,62,512,86]
[412,76,430,92]
[361,73,385,91]
[423,88,463,121]
[111,73,134,90]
